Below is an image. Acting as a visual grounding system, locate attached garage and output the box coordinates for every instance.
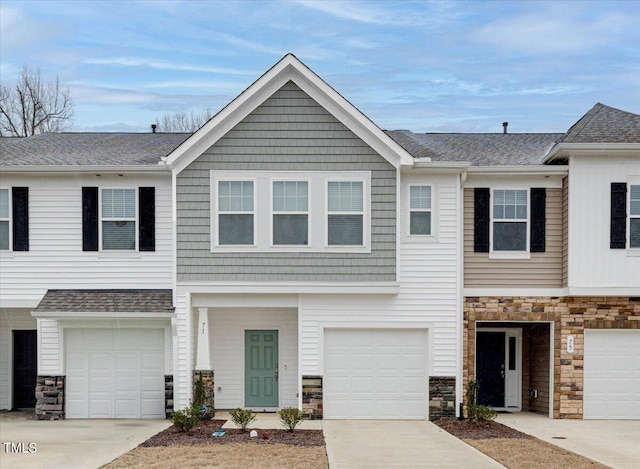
[583,330,640,419]
[323,328,429,419]
[66,328,166,419]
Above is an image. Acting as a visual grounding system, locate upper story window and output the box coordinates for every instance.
[630,185,640,248]
[101,188,136,250]
[272,181,308,245]
[327,181,363,246]
[0,189,9,250]
[217,181,254,246]
[492,189,528,251]
[210,171,370,253]
[409,185,431,236]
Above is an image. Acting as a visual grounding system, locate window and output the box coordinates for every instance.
[631,185,640,248]
[492,189,528,251]
[409,185,431,235]
[218,181,254,245]
[273,181,308,245]
[101,188,136,250]
[327,181,363,245]
[0,189,9,250]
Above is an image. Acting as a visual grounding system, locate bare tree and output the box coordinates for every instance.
[154,108,215,133]
[0,65,74,137]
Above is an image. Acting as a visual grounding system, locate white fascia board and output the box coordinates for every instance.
[31,311,175,319]
[0,165,170,174]
[568,286,640,296]
[463,288,569,297]
[409,160,471,174]
[543,143,640,163]
[466,165,569,177]
[177,281,400,295]
[166,54,413,174]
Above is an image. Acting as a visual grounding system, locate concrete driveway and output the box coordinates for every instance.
[323,420,504,469]
[496,413,640,469]
[0,413,170,469]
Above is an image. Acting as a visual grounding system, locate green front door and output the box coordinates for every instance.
[245,330,278,407]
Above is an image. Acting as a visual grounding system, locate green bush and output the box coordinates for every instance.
[466,379,497,423]
[278,407,307,432]
[229,408,255,431]
[473,404,497,422]
[193,373,206,407]
[171,405,201,432]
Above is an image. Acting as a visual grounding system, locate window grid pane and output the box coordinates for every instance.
[0,189,8,219]
[328,181,363,212]
[493,221,527,251]
[410,211,431,235]
[630,218,640,248]
[410,186,431,210]
[219,181,253,212]
[0,220,8,250]
[273,181,308,212]
[273,214,308,245]
[102,189,135,219]
[219,214,254,245]
[102,221,136,250]
[493,189,527,220]
[630,185,640,216]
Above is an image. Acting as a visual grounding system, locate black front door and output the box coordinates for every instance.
[13,330,37,409]
[476,331,505,407]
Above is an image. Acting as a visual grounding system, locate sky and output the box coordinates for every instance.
[1,0,639,134]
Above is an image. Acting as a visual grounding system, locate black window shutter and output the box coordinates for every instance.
[530,188,546,252]
[12,187,29,251]
[474,188,490,252]
[610,182,627,249]
[82,187,99,251]
[139,187,155,251]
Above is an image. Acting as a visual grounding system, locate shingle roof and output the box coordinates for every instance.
[561,103,640,143]
[34,289,174,313]
[385,131,563,166]
[0,132,190,166]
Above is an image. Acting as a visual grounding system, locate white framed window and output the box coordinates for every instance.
[101,188,136,250]
[409,185,431,236]
[630,185,640,248]
[217,180,255,246]
[491,189,528,252]
[327,180,364,246]
[0,189,9,250]
[272,180,308,246]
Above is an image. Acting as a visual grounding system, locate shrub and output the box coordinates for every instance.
[466,380,497,423]
[193,373,206,407]
[230,408,255,431]
[278,407,307,432]
[171,405,201,432]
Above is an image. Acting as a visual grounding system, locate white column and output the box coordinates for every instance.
[195,307,211,370]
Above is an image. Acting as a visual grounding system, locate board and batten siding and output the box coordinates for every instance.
[0,173,174,305]
[300,174,461,378]
[562,177,569,288]
[569,156,640,289]
[463,187,564,288]
[176,81,396,282]
[0,309,36,409]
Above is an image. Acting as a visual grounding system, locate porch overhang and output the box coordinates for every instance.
[178,282,400,295]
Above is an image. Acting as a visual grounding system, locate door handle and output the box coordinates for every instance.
[275,362,279,381]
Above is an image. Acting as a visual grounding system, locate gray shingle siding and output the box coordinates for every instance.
[176,81,396,282]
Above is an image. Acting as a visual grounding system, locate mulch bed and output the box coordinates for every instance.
[434,417,534,440]
[141,419,325,447]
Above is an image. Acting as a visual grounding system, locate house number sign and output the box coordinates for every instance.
[567,335,574,353]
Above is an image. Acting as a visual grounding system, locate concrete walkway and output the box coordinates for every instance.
[0,413,170,469]
[323,420,505,469]
[496,413,640,469]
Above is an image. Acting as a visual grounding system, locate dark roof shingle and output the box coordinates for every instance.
[34,289,174,313]
[562,103,640,143]
[0,133,190,166]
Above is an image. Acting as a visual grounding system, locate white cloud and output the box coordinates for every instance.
[83,57,256,75]
[293,0,430,26]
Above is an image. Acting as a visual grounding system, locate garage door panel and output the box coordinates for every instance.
[324,328,428,419]
[65,328,165,419]
[584,330,640,419]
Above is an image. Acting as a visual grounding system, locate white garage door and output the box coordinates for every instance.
[66,328,165,419]
[324,329,429,419]
[584,330,640,419]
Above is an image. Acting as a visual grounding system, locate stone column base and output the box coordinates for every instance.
[302,376,323,420]
[429,376,456,420]
[193,370,215,418]
[35,376,65,420]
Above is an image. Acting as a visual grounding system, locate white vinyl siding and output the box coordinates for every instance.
[101,188,136,250]
[0,173,173,306]
[0,189,9,250]
[630,185,640,248]
[409,185,431,236]
[217,181,254,246]
[272,181,308,246]
[327,181,364,246]
[492,189,528,252]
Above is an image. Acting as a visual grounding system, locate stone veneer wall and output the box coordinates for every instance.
[302,376,323,419]
[35,376,64,420]
[165,375,174,419]
[428,377,456,420]
[463,296,639,419]
[193,370,215,417]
